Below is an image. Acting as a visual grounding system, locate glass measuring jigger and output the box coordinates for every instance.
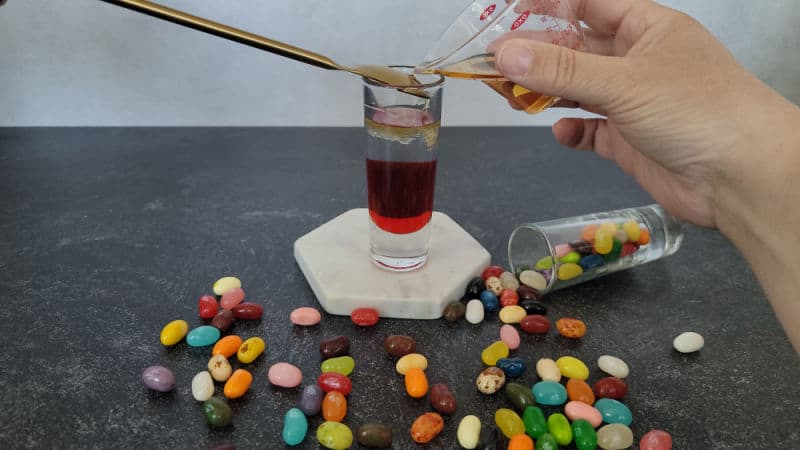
[416,0,588,114]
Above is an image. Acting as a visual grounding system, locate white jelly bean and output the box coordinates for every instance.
[191,371,214,401]
[597,355,630,378]
[519,270,547,291]
[465,299,485,324]
[536,358,561,382]
[457,415,481,449]
[673,331,704,353]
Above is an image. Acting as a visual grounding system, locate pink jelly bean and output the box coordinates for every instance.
[267,362,303,388]
[220,287,245,310]
[554,243,572,259]
[564,400,603,428]
[640,430,673,450]
[371,107,434,127]
[499,324,521,350]
[290,307,322,326]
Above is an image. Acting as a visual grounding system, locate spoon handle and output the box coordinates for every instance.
[99,0,342,71]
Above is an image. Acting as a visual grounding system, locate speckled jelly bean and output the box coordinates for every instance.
[579,254,605,271]
[320,335,350,359]
[517,285,542,301]
[522,406,547,439]
[557,356,589,380]
[142,365,175,392]
[497,357,526,378]
[505,382,536,412]
[566,379,596,405]
[547,413,572,446]
[598,355,629,378]
[536,432,559,450]
[207,354,232,382]
[192,371,214,401]
[519,270,547,291]
[500,289,519,307]
[481,341,510,366]
[232,302,263,320]
[482,265,505,280]
[594,377,628,400]
[594,398,632,425]
[499,305,526,324]
[536,358,561,382]
[556,318,587,338]
[299,384,324,416]
[383,335,416,357]
[316,421,353,449]
[520,314,550,334]
[480,290,500,312]
[519,300,546,316]
[560,251,581,264]
[566,401,602,428]
[396,353,428,374]
[282,408,308,446]
[320,356,355,376]
[198,295,219,319]
[322,391,347,422]
[237,336,265,364]
[557,263,584,281]
[269,362,303,388]
[457,415,482,449]
[317,372,352,396]
[429,383,456,415]
[351,307,379,326]
[443,301,466,321]
[410,412,444,443]
[160,319,189,346]
[290,306,321,326]
[212,335,243,359]
[223,368,252,399]
[500,324,521,350]
[466,299,485,324]
[210,309,235,333]
[186,325,221,347]
[220,287,245,310]
[532,381,567,406]
[594,227,614,254]
[404,367,429,398]
[499,271,520,290]
[202,397,232,427]
[485,276,504,296]
[534,256,554,270]
[476,367,506,394]
[495,408,525,438]
[356,423,393,448]
[640,430,673,450]
[212,276,241,296]
[465,276,486,298]
[597,423,633,450]
[673,331,704,353]
[572,419,599,450]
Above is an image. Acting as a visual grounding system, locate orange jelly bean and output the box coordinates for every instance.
[212,335,243,358]
[405,367,429,399]
[580,223,600,242]
[566,378,596,405]
[638,227,651,245]
[556,318,587,339]
[508,434,535,450]
[322,390,347,422]
[223,368,252,399]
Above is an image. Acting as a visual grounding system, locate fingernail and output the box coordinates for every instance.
[497,43,533,77]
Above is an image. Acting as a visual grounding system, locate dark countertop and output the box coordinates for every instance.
[0,127,797,450]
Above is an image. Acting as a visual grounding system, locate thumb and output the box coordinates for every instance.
[496,39,628,107]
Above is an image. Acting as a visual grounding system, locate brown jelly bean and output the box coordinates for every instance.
[320,335,350,359]
[210,309,235,332]
[442,301,466,322]
[356,422,393,448]
[569,239,594,256]
[429,383,457,415]
[517,285,542,301]
[594,377,628,400]
[520,315,550,334]
[383,335,416,357]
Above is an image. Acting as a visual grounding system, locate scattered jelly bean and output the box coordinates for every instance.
[208,354,232,382]
[479,425,509,450]
[597,423,633,450]
[560,251,581,264]
[579,254,605,271]
[410,412,444,443]
[673,331,704,353]
[192,371,215,401]
[466,299,486,324]
[565,401,603,428]
[320,356,355,376]
[532,381,567,406]
[383,335,416,357]
[457,415,482,449]
[536,432,559,450]
[497,357,526,378]
[429,383,456,415]
[160,319,189,346]
[237,336,265,364]
[317,372,352,396]
[522,406,548,439]
[638,227,651,245]
[602,239,623,263]
[142,365,175,392]
[476,367,506,394]
[320,335,350,359]
[496,306,524,324]
[198,295,219,319]
[547,413,573,446]
[499,271,520,291]
[594,377,628,400]
[481,265,505,280]
[520,300,546,315]
[556,318,587,338]
[581,224,600,241]
[505,382,536,412]
[210,309,235,333]
[322,390,347,422]
[316,421,353,450]
[494,408,525,439]
[269,362,303,388]
[520,314,550,334]
[566,379,596,405]
[572,419,599,450]
[232,302,263,320]
[212,335,243,359]
[186,325,221,347]
[500,289,519,307]
[282,407,308,446]
[212,276,241,296]
[640,430,673,450]
[557,263,584,281]
[404,367,429,398]
[465,276,487,298]
[535,256,555,270]
[223,368,252,399]
[481,341,510,366]
[595,398,633,425]
[517,285,542,301]
[351,307,380,326]
[508,434,534,450]
[220,287,245,310]
[480,290,500,312]
[519,270,547,291]
[202,397,232,427]
[356,423,393,448]
[556,356,589,380]
[499,324,521,350]
[620,243,638,257]
[290,306,321,326]
[594,228,614,254]
[443,301,467,321]
[299,384,324,416]
[395,353,428,374]
[598,355,629,378]
[535,358,561,382]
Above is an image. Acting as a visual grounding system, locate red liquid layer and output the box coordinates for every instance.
[367,159,437,234]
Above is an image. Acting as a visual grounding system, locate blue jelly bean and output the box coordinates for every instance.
[594,398,633,426]
[282,407,308,445]
[186,325,220,347]
[532,381,567,406]
[479,290,500,312]
[497,357,526,378]
[579,254,605,271]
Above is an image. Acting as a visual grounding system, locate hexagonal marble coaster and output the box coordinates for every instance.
[294,208,491,319]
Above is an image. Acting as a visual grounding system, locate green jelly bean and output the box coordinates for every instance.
[282,407,308,446]
[547,413,572,446]
[560,251,581,264]
[602,239,623,263]
[534,257,554,270]
[317,421,353,450]
[202,397,232,428]
[522,406,548,439]
[505,382,536,412]
[536,433,559,450]
[494,408,525,439]
[572,419,598,450]
[320,356,355,376]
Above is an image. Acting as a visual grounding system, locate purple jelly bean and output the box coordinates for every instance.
[298,384,323,416]
[142,365,175,392]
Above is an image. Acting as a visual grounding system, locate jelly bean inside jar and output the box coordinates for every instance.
[508,204,683,295]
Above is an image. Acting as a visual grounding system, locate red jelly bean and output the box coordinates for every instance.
[198,295,219,319]
[351,307,379,327]
[481,265,505,281]
[519,314,550,334]
[621,243,638,257]
[640,430,673,450]
[594,377,628,400]
[499,289,519,307]
[232,302,263,320]
[318,372,353,396]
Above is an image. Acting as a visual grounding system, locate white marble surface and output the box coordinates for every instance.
[294,208,490,319]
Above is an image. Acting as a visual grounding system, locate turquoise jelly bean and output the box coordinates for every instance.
[186,325,220,347]
[594,398,633,426]
[532,381,567,406]
[282,408,308,446]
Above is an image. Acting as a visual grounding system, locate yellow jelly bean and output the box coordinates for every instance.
[160,319,189,346]
[556,356,589,380]
[212,276,241,295]
[237,337,265,364]
[395,353,428,375]
[598,221,617,235]
[499,305,527,324]
[494,408,525,439]
[481,341,510,366]
[557,263,584,281]
[594,229,614,254]
[623,220,641,243]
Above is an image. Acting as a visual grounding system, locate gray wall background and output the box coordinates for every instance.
[1,0,798,126]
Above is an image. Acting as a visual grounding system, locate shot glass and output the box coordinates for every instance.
[508,204,684,294]
[363,67,444,271]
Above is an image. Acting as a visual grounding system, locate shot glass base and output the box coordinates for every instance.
[371,252,427,272]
